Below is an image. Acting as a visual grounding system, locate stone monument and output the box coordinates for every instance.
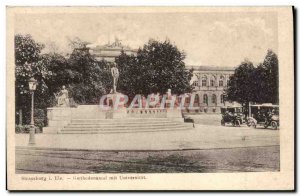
[111,64,119,94]
[43,64,186,134]
[55,85,70,107]
[44,85,72,133]
[165,88,183,122]
[106,65,126,118]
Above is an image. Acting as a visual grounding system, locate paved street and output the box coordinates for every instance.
[16,146,279,173]
[16,124,279,151]
[15,121,279,173]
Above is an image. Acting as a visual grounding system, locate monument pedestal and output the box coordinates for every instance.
[104,92,127,119]
[111,107,127,119]
[43,91,187,134]
[43,107,72,134]
[166,108,184,122]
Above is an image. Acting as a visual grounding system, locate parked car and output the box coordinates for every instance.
[182,114,195,128]
[248,103,279,130]
[221,106,244,127]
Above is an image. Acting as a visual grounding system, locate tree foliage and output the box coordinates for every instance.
[116,39,193,98]
[66,48,111,104]
[254,50,279,104]
[15,34,50,124]
[226,60,256,106]
[15,34,112,125]
[226,50,279,107]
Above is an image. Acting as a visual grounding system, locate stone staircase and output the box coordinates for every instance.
[60,118,193,134]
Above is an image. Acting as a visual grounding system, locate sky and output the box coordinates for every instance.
[14,11,278,67]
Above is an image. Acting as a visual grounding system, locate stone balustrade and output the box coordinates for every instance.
[126,108,167,118]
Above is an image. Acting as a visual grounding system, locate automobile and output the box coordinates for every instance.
[221,106,244,127]
[184,116,194,123]
[248,103,279,130]
[182,114,195,128]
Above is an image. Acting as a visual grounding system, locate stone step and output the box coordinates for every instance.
[60,127,190,134]
[67,122,182,127]
[60,117,191,134]
[62,124,191,131]
[70,118,172,123]
[69,121,175,125]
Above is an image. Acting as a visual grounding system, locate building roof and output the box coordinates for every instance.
[186,65,236,71]
[88,38,138,53]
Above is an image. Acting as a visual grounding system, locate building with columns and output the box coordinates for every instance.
[186,65,239,113]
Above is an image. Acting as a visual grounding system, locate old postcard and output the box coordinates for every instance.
[6,6,294,190]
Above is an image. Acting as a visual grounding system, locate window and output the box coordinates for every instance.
[220,94,225,104]
[203,94,208,104]
[212,94,217,104]
[194,94,200,105]
[192,80,199,87]
[219,80,223,87]
[202,76,207,87]
[210,76,216,87]
[219,76,225,87]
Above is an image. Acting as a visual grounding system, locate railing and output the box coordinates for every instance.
[126,108,167,118]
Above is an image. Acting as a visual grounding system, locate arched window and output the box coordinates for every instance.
[210,75,216,87]
[212,94,217,105]
[192,80,199,87]
[201,76,207,87]
[219,75,225,87]
[203,94,208,104]
[220,94,225,103]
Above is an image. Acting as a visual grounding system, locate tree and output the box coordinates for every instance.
[15,35,113,126]
[41,53,71,94]
[116,39,193,99]
[255,50,279,104]
[15,34,44,66]
[225,50,279,115]
[226,59,256,115]
[15,34,49,124]
[66,46,110,104]
[115,51,140,98]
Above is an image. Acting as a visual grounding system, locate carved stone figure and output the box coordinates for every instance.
[55,85,70,107]
[111,65,119,93]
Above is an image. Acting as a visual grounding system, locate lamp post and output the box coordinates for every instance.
[28,77,37,146]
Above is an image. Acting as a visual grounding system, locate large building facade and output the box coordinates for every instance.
[186,65,237,113]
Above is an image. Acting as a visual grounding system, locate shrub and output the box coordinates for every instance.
[34,108,46,129]
[15,124,41,133]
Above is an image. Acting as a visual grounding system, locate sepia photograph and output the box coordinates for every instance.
[6,6,294,191]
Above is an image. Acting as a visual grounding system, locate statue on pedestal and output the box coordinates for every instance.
[111,65,119,94]
[55,85,70,107]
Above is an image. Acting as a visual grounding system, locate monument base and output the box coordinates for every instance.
[104,92,127,119]
[43,107,72,134]
[111,108,127,119]
[43,95,186,133]
[166,109,184,122]
[43,127,61,134]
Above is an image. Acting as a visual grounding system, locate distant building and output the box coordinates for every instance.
[88,38,138,62]
[185,65,240,113]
